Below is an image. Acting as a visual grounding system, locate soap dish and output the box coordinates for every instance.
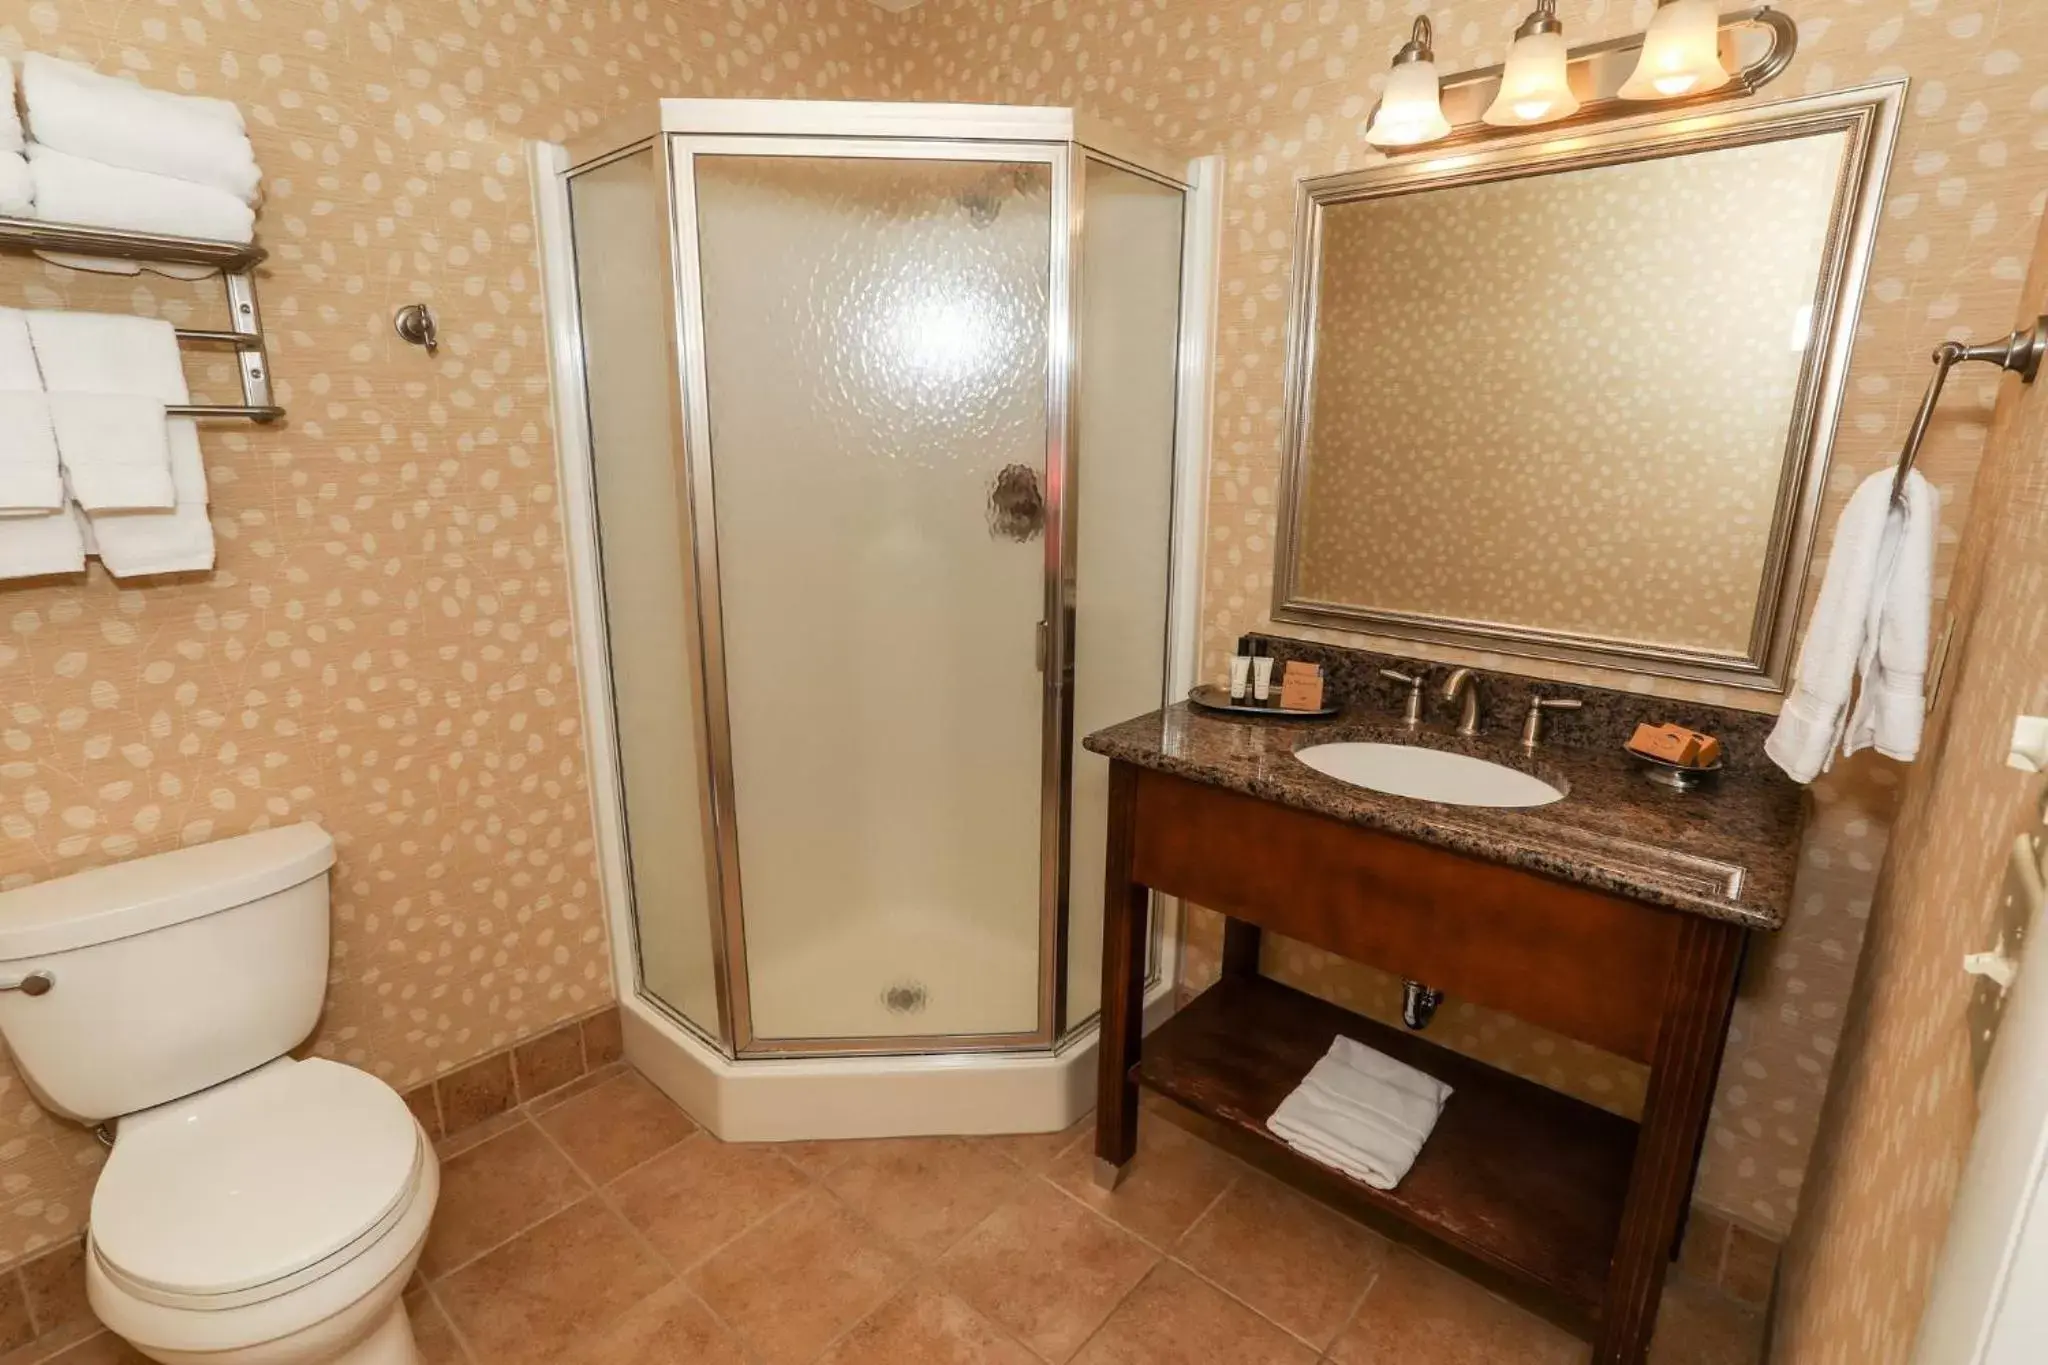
[1626,746,1724,791]
[1188,684,1340,720]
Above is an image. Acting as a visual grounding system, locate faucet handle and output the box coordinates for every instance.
[1521,695,1583,750]
[1380,669,1425,726]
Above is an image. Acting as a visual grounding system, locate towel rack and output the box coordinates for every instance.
[0,214,284,423]
[1889,315,2048,506]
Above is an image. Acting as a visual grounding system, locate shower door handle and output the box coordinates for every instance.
[1035,621,1049,673]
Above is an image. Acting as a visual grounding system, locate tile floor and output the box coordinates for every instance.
[29,1065,1766,1365]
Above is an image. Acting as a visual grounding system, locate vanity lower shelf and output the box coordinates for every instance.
[1135,973,1637,1322]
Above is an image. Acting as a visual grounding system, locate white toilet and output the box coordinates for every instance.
[0,824,440,1365]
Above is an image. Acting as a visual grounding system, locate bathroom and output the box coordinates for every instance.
[0,0,2042,1362]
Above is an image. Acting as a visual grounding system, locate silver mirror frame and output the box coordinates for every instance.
[1270,80,1907,692]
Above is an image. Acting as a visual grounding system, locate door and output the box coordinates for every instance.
[673,139,1067,1052]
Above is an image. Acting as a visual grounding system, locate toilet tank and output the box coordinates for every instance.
[0,825,336,1124]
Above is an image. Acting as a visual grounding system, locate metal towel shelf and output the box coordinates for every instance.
[0,214,283,424]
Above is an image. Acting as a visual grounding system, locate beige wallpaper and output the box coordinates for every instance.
[1771,233,2048,1363]
[898,0,2048,1241]
[1297,131,1844,657]
[0,0,902,1269]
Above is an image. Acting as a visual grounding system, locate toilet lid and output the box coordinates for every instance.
[92,1059,422,1299]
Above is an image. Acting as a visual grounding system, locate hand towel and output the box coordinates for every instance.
[0,503,86,578]
[1766,469,1933,783]
[41,394,174,510]
[1267,1036,1453,1191]
[89,420,213,577]
[26,311,184,512]
[30,253,219,281]
[0,59,22,154]
[26,310,188,398]
[0,151,29,217]
[1844,470,1938,763]
[0,311,58,512]
[21,54,260,204]
[0,393,62,512]
[27,146,255,245]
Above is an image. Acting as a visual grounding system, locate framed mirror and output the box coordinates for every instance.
[1271,82,1906,691]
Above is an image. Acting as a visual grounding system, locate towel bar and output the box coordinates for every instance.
[0,214,283,424]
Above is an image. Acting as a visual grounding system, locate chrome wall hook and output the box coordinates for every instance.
[394,302,439,354]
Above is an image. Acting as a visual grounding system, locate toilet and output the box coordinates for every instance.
[0,824,439,1365]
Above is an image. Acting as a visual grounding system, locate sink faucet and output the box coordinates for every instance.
[1440,668,1482,736]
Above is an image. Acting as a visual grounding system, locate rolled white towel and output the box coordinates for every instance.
[0,59,21,155]
[27,146,254,244]
[0,151,29,218]
[21,53,259,204]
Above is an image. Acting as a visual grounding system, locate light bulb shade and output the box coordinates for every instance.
[1366,60,1452,147]
[1483,30,1579,127]
[1619,0,1730,101]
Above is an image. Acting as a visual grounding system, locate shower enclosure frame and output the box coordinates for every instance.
[533,102,1220,1134]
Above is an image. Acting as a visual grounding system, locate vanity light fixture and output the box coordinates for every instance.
[1620,0,1732,101]
[1365,18,1452,148]
[1483,1,1579,127]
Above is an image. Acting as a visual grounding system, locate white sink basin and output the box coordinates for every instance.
[1294,742,1566,808]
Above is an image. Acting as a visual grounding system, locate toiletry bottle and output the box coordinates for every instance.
[1251,642,1276,705]
[1229,636,1253,703]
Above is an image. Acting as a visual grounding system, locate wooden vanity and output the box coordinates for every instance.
[1088,699,1801,1365]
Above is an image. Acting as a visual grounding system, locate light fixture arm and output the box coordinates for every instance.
[1393,16,1435,66]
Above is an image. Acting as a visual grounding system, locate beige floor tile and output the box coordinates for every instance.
[565,1283,748,1365]
[766,1138,866,1180]
[1327,1251,1586,1365]
[422,1120,592,1277]
[817,1281,1037,1365]
[981,1118,1093,1173]
[1172,1170,1387,1349]
[437,1199,673,1365]
[534,1071,699,1184]
[939,1181,1159,1363]
[410,1294,470,1365]
[1049,1117,1241,1248]
[611,1135,812,1270]
[1649,1276,1765,1365]
[687,1189,910,1365]
[824,1138,1031,1259]
[1071,1263,1317,1365]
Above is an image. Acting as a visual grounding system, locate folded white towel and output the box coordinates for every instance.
[43,394,174,511]
[26,310,188,398]
[27,146,254,244]
[30,252,219,281]
[0,60,22,155]
[1267,1036,1453,1191]
[0,393,62,512]
[0,151,29,217]
[26,311,185,513]
[21,54,259,204]
[89,419,212,576]
[0,503,86,578]
[1767,470,1938,782]
[1844,470,1938,763]
[0,308,41,388]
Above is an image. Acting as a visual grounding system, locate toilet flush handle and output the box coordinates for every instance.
[0,970,53,996]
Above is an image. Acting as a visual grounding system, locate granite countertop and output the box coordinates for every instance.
[1083,702,1807,931]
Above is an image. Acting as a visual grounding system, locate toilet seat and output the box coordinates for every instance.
[91,1059,423,1311]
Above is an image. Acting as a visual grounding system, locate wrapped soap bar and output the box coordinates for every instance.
[1627,722,1722,767]
[1279,660,1325,711]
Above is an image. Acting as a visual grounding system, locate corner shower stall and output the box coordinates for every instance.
[533,103,1215,1138]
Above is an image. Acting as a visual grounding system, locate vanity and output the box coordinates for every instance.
[1085,659,1803,1365]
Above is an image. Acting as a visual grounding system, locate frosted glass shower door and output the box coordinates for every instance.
[686,149,1057,1047]
[1065,160,1186,1026]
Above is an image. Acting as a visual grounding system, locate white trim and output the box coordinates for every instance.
[528,139,654,1029]
[624,978,1179,1141]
